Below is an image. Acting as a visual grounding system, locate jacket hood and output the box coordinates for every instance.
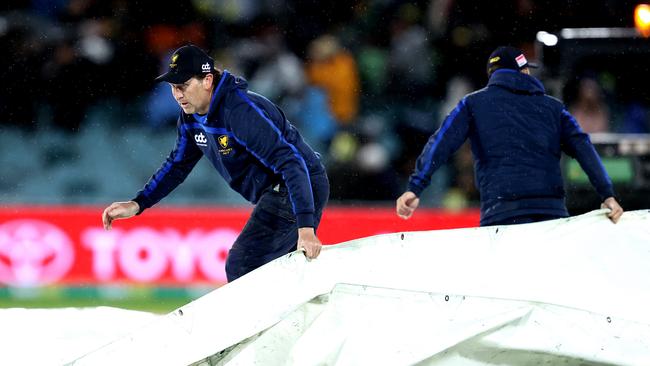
[487,69,545,95]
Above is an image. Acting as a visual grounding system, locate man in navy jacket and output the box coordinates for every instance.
[396,46,623,226]
[102,45,329,281]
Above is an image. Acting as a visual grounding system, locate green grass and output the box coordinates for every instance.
[0,297,194,314]
[0,286,216,314]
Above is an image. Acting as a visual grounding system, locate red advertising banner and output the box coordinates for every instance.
[0,205,479,287]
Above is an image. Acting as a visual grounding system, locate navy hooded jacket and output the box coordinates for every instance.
[408,69,614,226]
[133,71,326,228]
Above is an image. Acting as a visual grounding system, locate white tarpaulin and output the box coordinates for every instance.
[69,209,650,366]
[0,307,159,366]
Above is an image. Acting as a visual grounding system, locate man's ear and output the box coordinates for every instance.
[203,73,214,90]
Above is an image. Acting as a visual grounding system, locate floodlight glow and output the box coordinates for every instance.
[536,31,559,46]
[635,4,650,37]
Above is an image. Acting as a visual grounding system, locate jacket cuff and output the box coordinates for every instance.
[131,195,150,215]
[407,183,424,198]
[296,213,315,228]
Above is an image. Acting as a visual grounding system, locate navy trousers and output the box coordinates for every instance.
[225,172,329,282]
[487,214,565,226]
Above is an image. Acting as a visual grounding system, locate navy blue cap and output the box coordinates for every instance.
[155,45,215,83]
[487,46,538,77]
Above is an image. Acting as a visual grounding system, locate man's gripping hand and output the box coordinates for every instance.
[396,191,420,220]
[601,197,624,224]
[102,201,140,230]
[297,227,322,260]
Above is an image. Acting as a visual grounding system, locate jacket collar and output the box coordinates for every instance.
[206,70,249,116]
[487,69,545,95]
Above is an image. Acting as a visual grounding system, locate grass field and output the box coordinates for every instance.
[0,297,193,313]
[0,285,216,314]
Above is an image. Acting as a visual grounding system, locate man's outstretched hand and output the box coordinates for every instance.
[601,197,624,224]
[102,201,140,230]
[396,191,420,220]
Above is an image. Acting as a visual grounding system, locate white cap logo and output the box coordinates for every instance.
[201,62,211,73]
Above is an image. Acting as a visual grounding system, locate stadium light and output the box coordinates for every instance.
[635,4,650,37]
[536,31,558,46]
[560,27,638,39]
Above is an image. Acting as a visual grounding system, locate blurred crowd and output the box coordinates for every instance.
[1,0,649,207]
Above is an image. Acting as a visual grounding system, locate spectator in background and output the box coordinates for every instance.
[287,86,337,156]
[306,34,360,127]
[396,46,623,226]
[244,25,306,105]
[43,39,99,133]
[330,114,403,201]
[568,77,610,133]
[387,3,435,101]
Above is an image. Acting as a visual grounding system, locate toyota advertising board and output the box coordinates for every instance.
[0,206,479,287]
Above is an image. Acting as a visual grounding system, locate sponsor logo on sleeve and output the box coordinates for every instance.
[194,132,208,146]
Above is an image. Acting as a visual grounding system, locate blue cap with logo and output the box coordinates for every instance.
[486,46,538,77]
[155,44,215,84]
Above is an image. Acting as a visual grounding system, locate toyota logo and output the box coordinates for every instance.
[0,220,75,286]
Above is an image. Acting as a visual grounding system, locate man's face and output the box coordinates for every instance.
[170,75,213,114]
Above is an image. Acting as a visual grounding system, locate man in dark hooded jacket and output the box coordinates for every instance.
[102,45,329,282]
[396,46,623,226]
